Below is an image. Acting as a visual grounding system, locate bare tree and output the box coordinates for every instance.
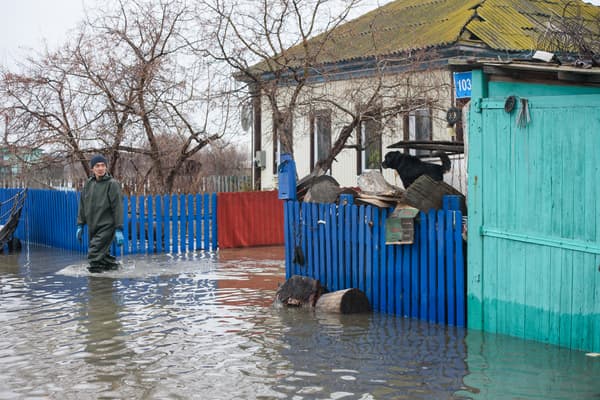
[1,0,236,192]
[200,0,450,181]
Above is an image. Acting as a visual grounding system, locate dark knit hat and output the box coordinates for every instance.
[90,154,108,168]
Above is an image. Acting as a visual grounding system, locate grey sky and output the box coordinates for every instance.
[1,0,600,68]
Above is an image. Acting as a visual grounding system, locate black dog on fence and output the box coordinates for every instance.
[382,151,451,189]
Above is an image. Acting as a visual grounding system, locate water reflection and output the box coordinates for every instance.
[81,277,131,383]
[0,245,599,399]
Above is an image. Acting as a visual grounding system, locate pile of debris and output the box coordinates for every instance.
[296,169,466,215]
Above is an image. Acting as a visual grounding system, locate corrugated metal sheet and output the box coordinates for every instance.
[273,0,600,69]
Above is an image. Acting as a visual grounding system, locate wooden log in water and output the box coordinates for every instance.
[315,288,371,314]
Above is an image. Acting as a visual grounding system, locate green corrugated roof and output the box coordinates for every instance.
[273,0,600,68]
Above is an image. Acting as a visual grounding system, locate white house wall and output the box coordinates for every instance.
[258,68,466,193]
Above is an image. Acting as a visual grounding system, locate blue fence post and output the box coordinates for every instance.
[284,200,292,279]
[141,195,148,253]
[202,193,209,250]
[437,209,446,324]
[187,194,194,252]
[402,241,411,318]
[311,203,320,282]
[411,230,419,319]
[318,203,326,286]
[419,212,428,320]
[329,203,338,291]
[428,209,437,322]
[163,195,171,253]
[211,193,218,250]
[170,195,178,253]
[372,207,381,312]
[148,196,155,253]
[386,237,394,315]
[379,208,388,314]
[358,205,365,293]
[177,194,184,253]
[324,203,333,291]
[302,201,310,278]
[455,210,466,327]
[446,210,456,326]
[156,195,163,253]
[350,204,358,289]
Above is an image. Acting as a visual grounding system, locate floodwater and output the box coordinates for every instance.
[0,245,599,400]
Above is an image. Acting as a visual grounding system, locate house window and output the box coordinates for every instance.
[403,106,431,155]
[360,115,382,172]
[310,110,331,172]
[273,112,293,174]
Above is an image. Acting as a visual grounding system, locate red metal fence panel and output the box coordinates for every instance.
[217,190,284,248]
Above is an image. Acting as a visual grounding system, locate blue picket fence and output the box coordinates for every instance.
[283,195,466,326]
[1,188,217,254]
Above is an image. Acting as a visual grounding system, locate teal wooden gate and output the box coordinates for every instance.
[468,89,600,352]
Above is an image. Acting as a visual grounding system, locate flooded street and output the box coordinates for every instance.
[1,245,599,399]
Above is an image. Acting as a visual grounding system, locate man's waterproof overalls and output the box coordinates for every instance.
[77,173,123,270]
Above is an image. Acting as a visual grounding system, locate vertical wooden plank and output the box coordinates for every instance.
[446,210,456,326]
[156,195,163,253]
[170,194,178,254]
[419,212,428,320]
[337,202,345,289]
[428,209,437,323]
[325,204,334,291]
[358,205,366,294]
[386,240,394,315]
[455,211,466,327]
[351,205,358,288]
[365,206,374,308]
[302,202,310,278]
[147,196,154,253]
[379,208,387,314]
[203,193,210,250]
[402,243,410,318]
[410,233,419,319]
[318,203,326,286]
[310,203,319,282]
[122,196,130,255]
[187,194,194,252]
[293,201,301,277]
[131,195,138,254]
[163,195,171,253]
[284,201,292,279]
[139,195,147,253]
[437,209,446,324]
[210,193,217,250]
[195,194,202,250]
[306,203,314,279]
[330,204,339,291]
[178,194,185,253]
[395,244,402,317]
[345,203,352,288]
[372,208,380,312]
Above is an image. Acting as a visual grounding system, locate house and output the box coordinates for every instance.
[245,0,600,193]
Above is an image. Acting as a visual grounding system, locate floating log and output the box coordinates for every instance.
[275,275,325,307]
[315,288,371,314]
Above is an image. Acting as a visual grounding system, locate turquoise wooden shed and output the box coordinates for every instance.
[459,60,600,352]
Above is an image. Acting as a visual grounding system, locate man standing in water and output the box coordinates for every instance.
[76,154,124,273]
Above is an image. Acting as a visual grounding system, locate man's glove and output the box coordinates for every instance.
[115,229,124,246]
[76,225,84,242]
